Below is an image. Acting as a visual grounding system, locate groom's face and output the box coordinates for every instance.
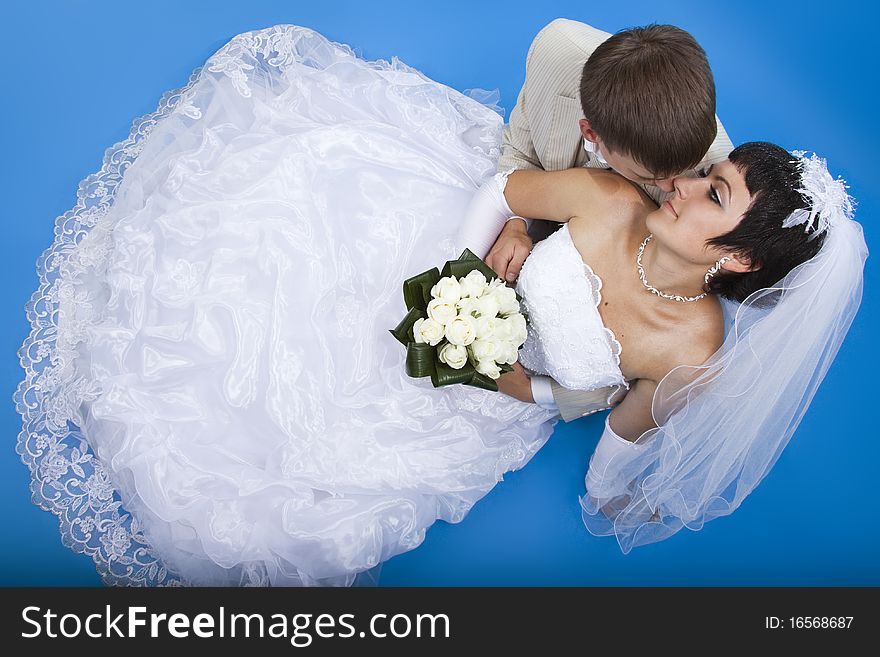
[597,144,678,193]
[578,121,679,192]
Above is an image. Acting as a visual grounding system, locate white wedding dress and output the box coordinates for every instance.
[16,24,628,586]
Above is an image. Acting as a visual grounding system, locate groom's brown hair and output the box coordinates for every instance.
[580,24,717,178]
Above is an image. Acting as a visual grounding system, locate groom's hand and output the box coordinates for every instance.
[495,361,534,403]
[485,218,533,285]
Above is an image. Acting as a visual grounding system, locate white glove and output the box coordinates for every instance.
[585,414,648,494]
[454,168,533,259]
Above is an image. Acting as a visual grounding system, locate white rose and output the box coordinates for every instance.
[473,315,497,339]
[475,358,502,380]
[444,315,478,346]
[459,270,488,298]
[412,317,427,344]
[457,296,481,318]
[496,340,520,365]
[431,276,462,303]
[413,317,445,346]
[470,337,500,363]
[473,294,500,319]
[426,297,458,325]
[438,343,468,369]
[505,313,528,344]
[493,316,513,342]
[483,277,506,299]
[494,285,521,316]
[485,276,506,292]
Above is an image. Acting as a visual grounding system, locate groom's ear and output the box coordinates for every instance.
[579,118,599,143]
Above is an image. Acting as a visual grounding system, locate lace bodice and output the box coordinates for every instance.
[515,223,630,393]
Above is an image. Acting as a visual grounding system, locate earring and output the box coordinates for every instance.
[704,256,732,285]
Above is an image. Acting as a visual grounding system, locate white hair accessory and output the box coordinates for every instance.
[782,151,855,239]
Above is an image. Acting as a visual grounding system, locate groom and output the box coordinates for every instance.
[491,19,733,421]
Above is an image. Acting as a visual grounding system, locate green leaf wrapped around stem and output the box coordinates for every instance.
[401,267,441,310]
[442,248,498,283]
[402,340,499,392]
[464,369,499,391]
[431,357,498,391]
[389,307,425,347]
[405,342,436,378]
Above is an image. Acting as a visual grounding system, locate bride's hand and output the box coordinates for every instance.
[485,218,533,284]
[495,361,535,403]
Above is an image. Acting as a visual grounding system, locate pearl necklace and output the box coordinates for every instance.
[636,234,729,303]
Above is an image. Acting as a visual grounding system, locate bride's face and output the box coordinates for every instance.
[647,159,754,269]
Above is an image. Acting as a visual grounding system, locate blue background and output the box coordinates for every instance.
[3,0,877,586]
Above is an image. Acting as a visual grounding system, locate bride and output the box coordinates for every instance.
[15,24,867,587]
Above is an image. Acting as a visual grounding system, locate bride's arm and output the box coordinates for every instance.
[583,378,657,517]
[502,167,615,224]
[454,167,627,278]
[600,323,723,442]
[454,170,534,260]
[585,332,723,521]
[604,378,658,442]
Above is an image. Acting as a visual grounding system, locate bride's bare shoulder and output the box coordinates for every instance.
[567,169,657,234]
[579,168,652,207]
[650,297,726,384]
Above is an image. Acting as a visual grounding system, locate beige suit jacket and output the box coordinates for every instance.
[500,18,734,421]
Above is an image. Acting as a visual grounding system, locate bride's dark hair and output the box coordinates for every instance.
[704,141,827,303]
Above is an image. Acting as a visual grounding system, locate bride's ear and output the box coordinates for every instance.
[721,252,760,274]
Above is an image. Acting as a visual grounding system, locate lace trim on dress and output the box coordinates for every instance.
[12,65,211,586]
[578,256,628,389]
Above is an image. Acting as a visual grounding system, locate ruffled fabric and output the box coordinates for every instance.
[16,24,564,586]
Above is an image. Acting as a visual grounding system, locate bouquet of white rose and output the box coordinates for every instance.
[389,248,529,391]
